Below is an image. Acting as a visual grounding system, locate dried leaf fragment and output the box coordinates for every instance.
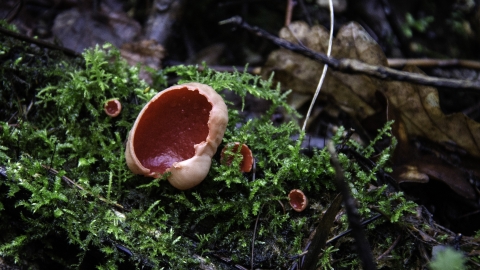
[262,21,386,121]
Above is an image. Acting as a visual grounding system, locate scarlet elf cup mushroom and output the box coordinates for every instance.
[221,143,253,173]
[125,83,228,190]
[288,189,308,212]
[104,98,122,117]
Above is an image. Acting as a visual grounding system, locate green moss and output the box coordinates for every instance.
[0,39,415,269]
[429,247,466,270]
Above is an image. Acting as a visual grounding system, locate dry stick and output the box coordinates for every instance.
[462,101,480,117]
[376,234,401,261]
[327,141,377,270]
[251,203,264,270]
[388,58,480,70]
[325,213,382,245]
[301,193,343,270]
[297,0,313,26]
[285,0,295,26]
[220,16,480,91]
[0,27,80,57]
[5,0,23,22]
[211,253,249,270]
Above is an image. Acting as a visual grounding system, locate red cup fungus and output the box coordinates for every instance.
[104,98,122,117]
[125,82,228,190]
[220,142,253,173]
[288,189,308,212]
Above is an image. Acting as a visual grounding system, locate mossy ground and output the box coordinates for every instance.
[0,30,442,269]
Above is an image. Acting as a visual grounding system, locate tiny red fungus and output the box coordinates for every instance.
[220,142,253,173]
[125,82,228,190]
[104,98,122,117]
[288,189,308,212]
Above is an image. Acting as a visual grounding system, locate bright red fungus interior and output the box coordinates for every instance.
[289,191,305,209]
[133,88,212,173]
[222,143,253,172]
[105,100,119,115]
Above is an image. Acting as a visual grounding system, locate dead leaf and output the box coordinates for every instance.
[262,21,479,202]
[121,40,165,67]
[386,66,480,158]
[393,159,477,200]
[120,40,165,84]
[387,67,480,200]
[394,165,429,184]
[188,43,226,65]
[262,21,385,121]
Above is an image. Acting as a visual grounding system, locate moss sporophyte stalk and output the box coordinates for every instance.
[0,41,416,268]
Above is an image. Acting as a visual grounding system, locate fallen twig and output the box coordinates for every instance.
[285,0,295,26]
[327,141,377,270]
[251,203,264,270]
[5,0,23,23]
[325,213,383,245]
[388,58,480,70]
[376,234,402,261]
[301,193,343,270]
[0,27,80,57]
[220,16,480,91]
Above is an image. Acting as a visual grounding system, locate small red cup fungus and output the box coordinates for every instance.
[288,189,308,212]
[104,98,122,117]
[220,142,253,173]
[125,82,228,190]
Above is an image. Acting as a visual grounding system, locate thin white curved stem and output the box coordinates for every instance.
[301,0,334,132]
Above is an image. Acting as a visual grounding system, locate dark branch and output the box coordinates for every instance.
[301,193,343,270]
[221,16,480,91]
[327,142,377,270]
[0,27,80,57]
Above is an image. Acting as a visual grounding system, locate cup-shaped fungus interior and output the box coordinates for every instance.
[133,88,212,174]
[221,143,253,172]
[289,189,308,212]
[104,99,122,117]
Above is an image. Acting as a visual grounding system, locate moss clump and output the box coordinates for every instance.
[0,39,415,269]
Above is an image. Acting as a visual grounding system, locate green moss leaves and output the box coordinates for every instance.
[0,43,413,269]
